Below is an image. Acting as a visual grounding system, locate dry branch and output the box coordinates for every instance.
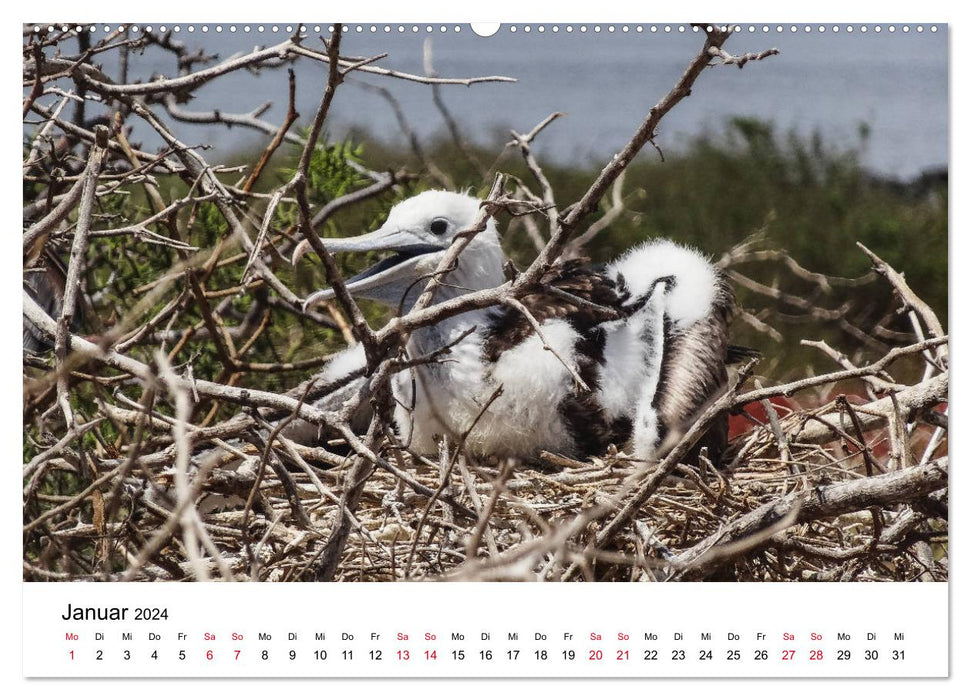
[667,458,947,579]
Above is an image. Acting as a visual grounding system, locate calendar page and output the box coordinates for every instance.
[19,6,951,688]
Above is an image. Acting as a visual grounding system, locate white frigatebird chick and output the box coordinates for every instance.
[291,190,741,466]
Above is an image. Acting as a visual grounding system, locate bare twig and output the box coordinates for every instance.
[53,125,108,427]
[667,458,946,579]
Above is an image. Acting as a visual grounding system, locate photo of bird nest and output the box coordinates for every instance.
[23,23,948,582]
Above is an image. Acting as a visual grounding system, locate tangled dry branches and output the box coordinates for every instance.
[23,23,946,583]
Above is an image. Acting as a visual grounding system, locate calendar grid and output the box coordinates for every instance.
[23,582,948,678]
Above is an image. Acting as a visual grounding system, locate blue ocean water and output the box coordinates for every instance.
[36,25,949,180]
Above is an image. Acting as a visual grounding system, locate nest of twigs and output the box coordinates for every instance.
[213,428,946,584]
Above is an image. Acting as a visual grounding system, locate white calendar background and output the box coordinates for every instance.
[22,582,948,678]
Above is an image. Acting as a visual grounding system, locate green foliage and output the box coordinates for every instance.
[304,137,368,202]
[275,133,369,229]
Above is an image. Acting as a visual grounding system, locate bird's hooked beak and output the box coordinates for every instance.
[293,226,446,311]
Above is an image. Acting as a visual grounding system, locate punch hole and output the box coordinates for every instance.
[470,23,500,37]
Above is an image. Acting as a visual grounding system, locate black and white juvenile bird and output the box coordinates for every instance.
[293,190,738,465]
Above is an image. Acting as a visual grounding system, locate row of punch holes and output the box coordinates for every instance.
[31,24,941,36]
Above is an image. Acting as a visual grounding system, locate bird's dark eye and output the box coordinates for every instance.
[429,218,449,236]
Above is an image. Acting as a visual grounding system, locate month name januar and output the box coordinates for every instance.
[61,604,129,621]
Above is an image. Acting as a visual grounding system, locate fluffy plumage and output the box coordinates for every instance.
[298,191,739,465]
